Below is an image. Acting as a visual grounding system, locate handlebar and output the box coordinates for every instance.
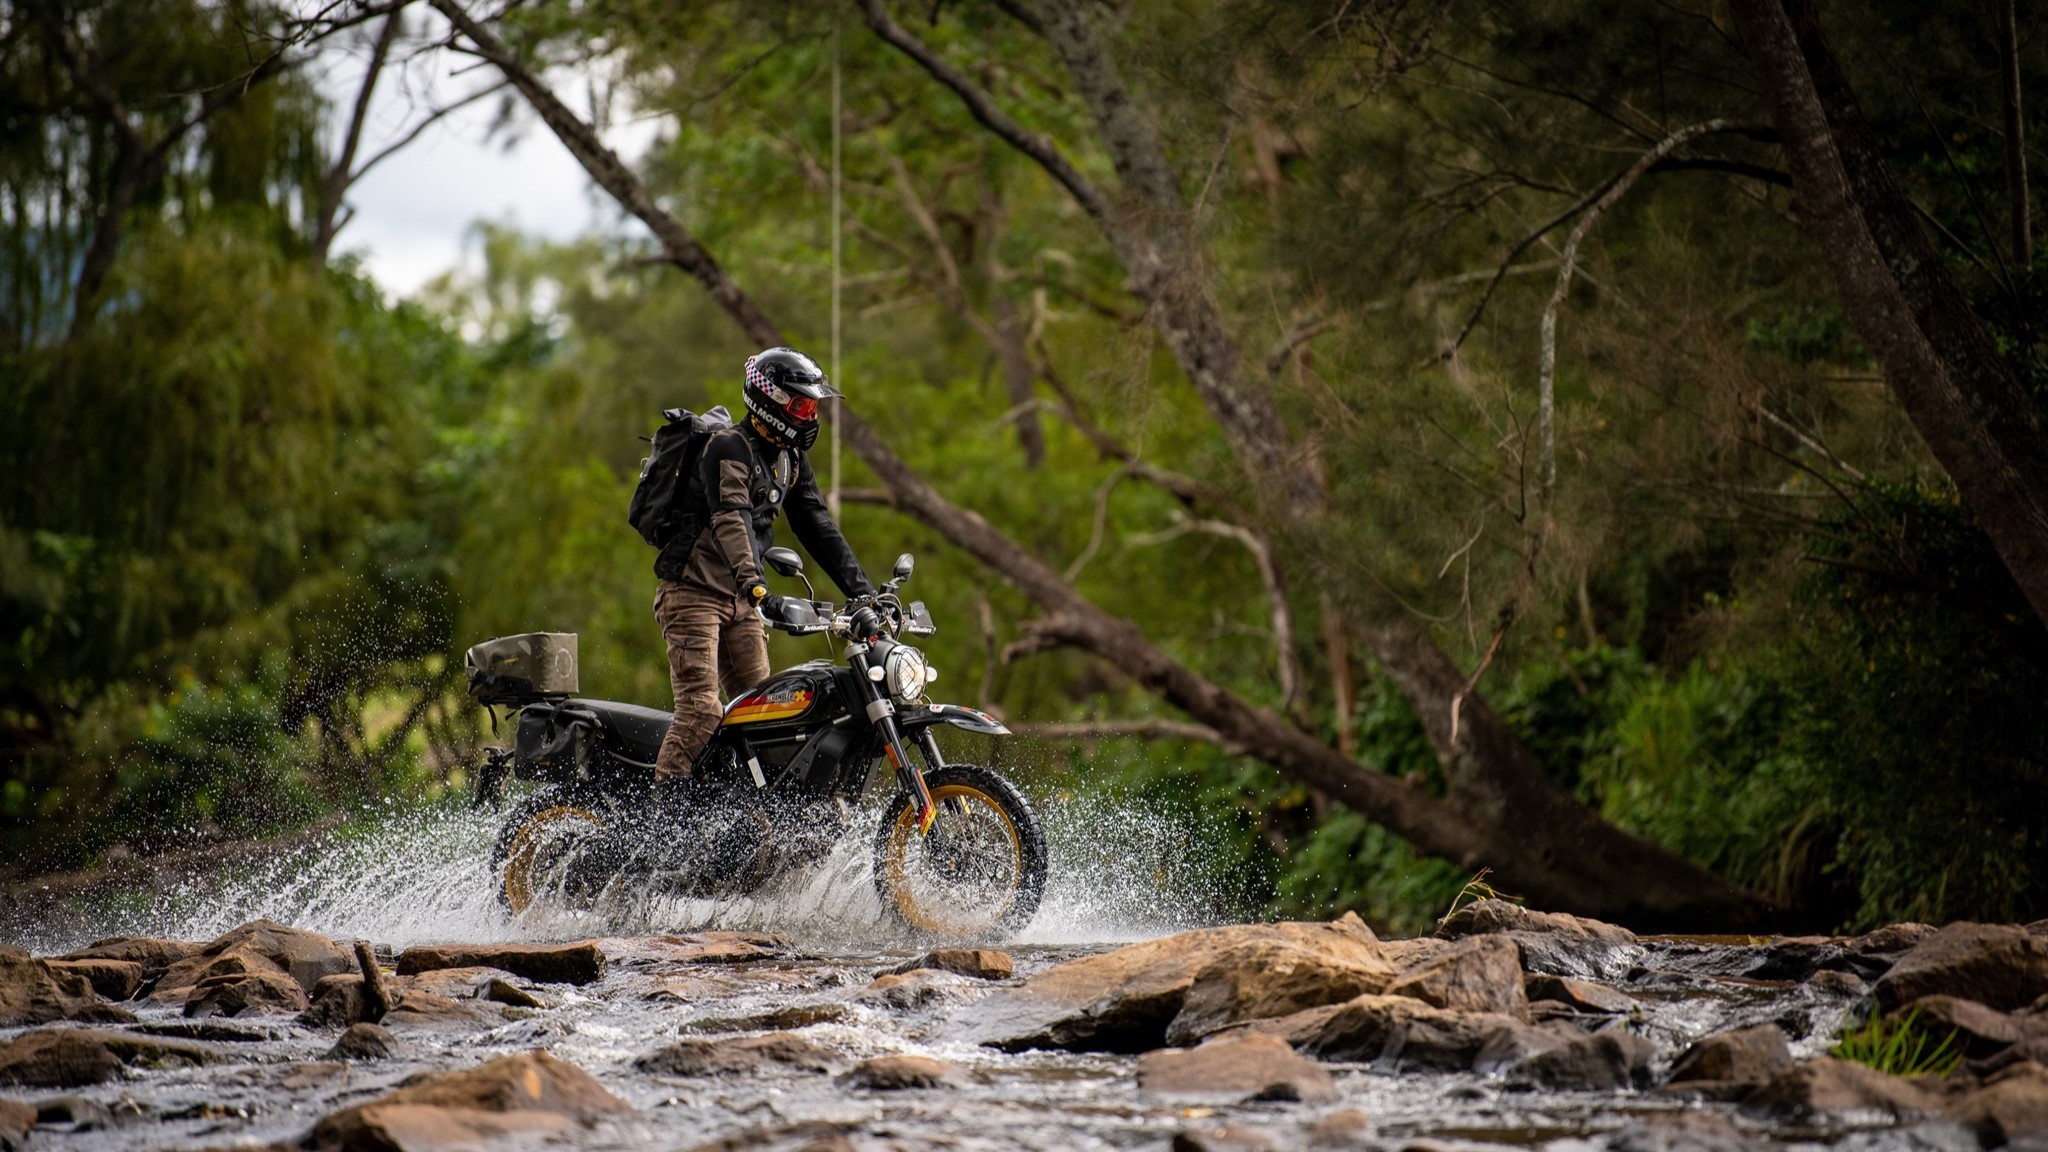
[766,587,934,640]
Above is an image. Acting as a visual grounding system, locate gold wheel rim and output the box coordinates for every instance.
[882,784,1024,936]
[502,804,601,915]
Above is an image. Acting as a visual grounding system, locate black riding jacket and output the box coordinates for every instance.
[655,421,873,600]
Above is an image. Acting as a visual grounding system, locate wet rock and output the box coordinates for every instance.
[310,1048,629,1151]
[1741,1056,1936,1120]
[379,990,504,1029]
[398,966,509,1000]
[483,978,545,1009]
[1137,1032,1338,1103]
[1525,973,1633,1014]
[1471,1019,1588,1074]
[0,1096,31,1152]
[1506,1029,1654,1090]
[1306,1109,1372,1149]
[129,1019,287,1043]
[655,931,788,964]
[301,974,366,1028]
[57,936,205,982]
[0,949,134,1026]
[1900,994,2048,1058]
[1666,1023,1794,1092]
[1811,969,1866,996]
[1747,936,1890,983]
[636,1031,837,1077]
[325,1022,397,1061]
[840,1054,969,1090]
[1172,1124,1281,1152]
[1262,992,1532,1072]
[1164,934,1396,1046]
[691,1003,855,1033]
[853,969,981,1011]
[1946,1059,2048,1147]
[0,1031,122,1087]
[44,958,142,1001]
[353,940,389,1023]
[1852,923,1938,956]
[156,919,354,1002]
[1435,899,1641,980]
[0,1026,222,1088]
[888,948,1013,981]
[1873,922,2048,1013]
[395,941,606,985]
[1385,935,1527,1018]
[973,915,1386,1053]
[185,968,309,1018]
[283,1062,346,1089]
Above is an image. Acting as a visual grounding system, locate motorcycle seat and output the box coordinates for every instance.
[569,698,675,761]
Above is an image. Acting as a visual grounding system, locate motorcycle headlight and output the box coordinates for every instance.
[885,645,928,703]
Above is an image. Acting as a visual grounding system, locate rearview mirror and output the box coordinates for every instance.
[893,553,915,581]
[764,547,804,577]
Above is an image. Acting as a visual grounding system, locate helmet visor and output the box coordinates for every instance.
[786,395,819,420]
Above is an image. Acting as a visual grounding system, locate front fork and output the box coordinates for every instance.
[854,650,937,835]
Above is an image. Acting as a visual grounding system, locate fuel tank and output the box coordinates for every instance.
[721,661,842,733]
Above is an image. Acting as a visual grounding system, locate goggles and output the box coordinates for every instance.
[785,395,819,420]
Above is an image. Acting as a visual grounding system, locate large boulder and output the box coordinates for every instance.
[1666,1023,1794,1093]
[152,919,354,1004]
[395,941,606,985]
[1258,992,1534,1072]
[301,974,368,1028]
[1872,922,2048,1013]
[1435,900,1640,980]
[972,915,1389,1052]
[310,1049,629,1151]
[1507,1029,1655,1090]
[1137,1033,1339,1103]
[1741,1057,1935,1121]
[1384,935,1527,1018]
[636,1032,837,1077]
[0,949,133,1026]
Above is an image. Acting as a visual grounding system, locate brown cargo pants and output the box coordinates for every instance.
[653,581,770,780]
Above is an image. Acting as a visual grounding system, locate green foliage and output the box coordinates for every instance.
[1832,1007,1962,1078]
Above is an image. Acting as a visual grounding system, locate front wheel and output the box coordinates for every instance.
[873,764,1047,941]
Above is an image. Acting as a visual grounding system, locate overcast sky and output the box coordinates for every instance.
[319,23,659,297]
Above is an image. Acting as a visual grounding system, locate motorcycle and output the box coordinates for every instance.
[463,549,1047,941]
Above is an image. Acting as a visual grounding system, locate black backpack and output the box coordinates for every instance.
[627,405,733,550]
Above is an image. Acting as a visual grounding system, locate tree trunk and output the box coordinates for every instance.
[1999,0,2030,267]
[1727,0,2048,628]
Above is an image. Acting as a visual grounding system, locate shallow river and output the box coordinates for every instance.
[0,808,1981,1151]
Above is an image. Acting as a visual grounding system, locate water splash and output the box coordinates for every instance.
[8,781,1242,952]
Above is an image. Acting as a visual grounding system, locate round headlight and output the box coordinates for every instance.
[886,646,928,703]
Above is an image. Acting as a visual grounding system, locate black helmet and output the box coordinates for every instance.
[742,347,837,450]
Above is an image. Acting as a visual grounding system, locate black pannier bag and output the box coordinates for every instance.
[513,708,592,782]
[465,633,579,705]
[627,405,732,551]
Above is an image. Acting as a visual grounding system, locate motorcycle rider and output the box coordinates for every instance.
[652,347,874,793]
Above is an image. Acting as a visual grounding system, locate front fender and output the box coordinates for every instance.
[896,702,1010,736]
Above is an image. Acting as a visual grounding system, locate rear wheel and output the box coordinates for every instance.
[872,764,1046,941]
[490,786,610,915]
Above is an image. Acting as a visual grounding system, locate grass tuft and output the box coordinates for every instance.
[1830,1006,1962,1077]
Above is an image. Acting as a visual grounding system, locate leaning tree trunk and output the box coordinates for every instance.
[1729,0,2048,628]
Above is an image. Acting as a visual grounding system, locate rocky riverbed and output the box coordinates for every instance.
[2,900,2046,1150]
